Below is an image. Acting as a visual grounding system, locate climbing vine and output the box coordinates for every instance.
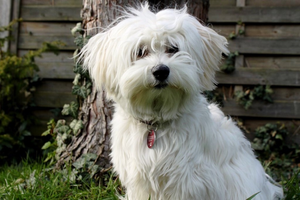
[220,51,239,73]
[41,24,103,184]
[234,85,273,110]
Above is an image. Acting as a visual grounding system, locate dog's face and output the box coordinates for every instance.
[82,4,228,121]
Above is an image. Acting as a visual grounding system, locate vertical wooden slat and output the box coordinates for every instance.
[9,0,21,54]
[236,0,245,7]
[233,0,245,95]
[0,0,13,52]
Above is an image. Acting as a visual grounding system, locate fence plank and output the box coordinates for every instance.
[20,22,75,35]
[210,0,236,7]
[222,100,300,119]
[19,34,76,49]
[35,80,73,92]
[22,0,82,6]
[209,7,300,23]
[246,0,300,7]
[216,68,300,86]
[21,6,81,21]
[228,38,300,55]
[218,85,300,101]
[211,24,236,38]
[18,51,75,79]
[0,0,12,52]
[246,25,300,38]
[34,91,75,107]
[19,22,77,49]
[34,80,75,108]
[245,56,300,69]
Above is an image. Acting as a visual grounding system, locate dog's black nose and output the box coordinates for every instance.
[152,64,170,82]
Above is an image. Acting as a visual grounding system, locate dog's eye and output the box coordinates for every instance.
[166,46,179,54]
[137,49,148,58]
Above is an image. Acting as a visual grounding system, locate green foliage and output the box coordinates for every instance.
[252,123,300,180]
[0,20,61,162]
[283,170,300,200]
[235,85,273,109]
[228,22,245,40]
[41,119,58,164]
[42,23,91,166]
[72,153,102,182]
[0,158,122,199]
[61,101,79,118]
[220,51,239,73]
[203,90,224,107]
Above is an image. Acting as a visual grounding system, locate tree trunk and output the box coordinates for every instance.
[56,0,210,174]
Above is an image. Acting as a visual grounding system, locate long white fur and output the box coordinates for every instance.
[81,3,283,200]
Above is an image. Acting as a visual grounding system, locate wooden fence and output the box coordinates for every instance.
[6,0,300,139]
[209,0,300,141]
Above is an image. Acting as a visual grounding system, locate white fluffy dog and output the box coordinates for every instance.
[81,3,283,200]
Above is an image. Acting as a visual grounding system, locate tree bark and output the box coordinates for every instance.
[56,0,210,173]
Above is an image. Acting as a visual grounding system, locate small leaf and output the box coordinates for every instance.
[271,131,277,137]
[71,23,82,36]
[41,130,51,136]
[41,141,52,150]
[61,102,78,118]
[69,119,83,135]
[275,134,283,140]
[73,74,81,85]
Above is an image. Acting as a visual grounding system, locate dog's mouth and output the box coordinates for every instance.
[154,82,168,89]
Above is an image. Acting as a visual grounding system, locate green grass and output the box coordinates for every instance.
[0,158,299,200]
[0,158,121,200]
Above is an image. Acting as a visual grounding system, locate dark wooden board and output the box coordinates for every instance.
[228,38,300,55]
[222,100,300,119]
[22,0,82,6]
[34,80,75,108]
[21,6,81,21]
[209,7,300,23]
[216,68,300,86]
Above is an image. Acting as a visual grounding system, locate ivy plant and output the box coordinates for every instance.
[252,123,300,180]
[42,23,91,166]
[220,51,239,73]
[203,90,224,107]
[235,85,273,109]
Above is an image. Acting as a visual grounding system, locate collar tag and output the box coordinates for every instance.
[147,130,156,148]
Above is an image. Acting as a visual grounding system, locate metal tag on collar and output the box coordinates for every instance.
[147,123,158,148]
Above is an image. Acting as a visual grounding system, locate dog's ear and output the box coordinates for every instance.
[193,23,229,91]
[80,29,124,99]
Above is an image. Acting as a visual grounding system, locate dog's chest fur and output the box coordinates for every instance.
[109,101,271,200]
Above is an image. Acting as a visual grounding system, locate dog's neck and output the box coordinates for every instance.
[139,119,160,132]
[138,118,172,130]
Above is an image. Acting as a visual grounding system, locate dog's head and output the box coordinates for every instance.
[81,3,228,121]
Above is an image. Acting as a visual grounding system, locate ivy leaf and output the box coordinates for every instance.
[73,74,81,85]
[69,119,83,136]
[229,32,236,39]
[55,125,72,135]
[72,83,91,98]
[71,23,82,36]
[61,101,78,118]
